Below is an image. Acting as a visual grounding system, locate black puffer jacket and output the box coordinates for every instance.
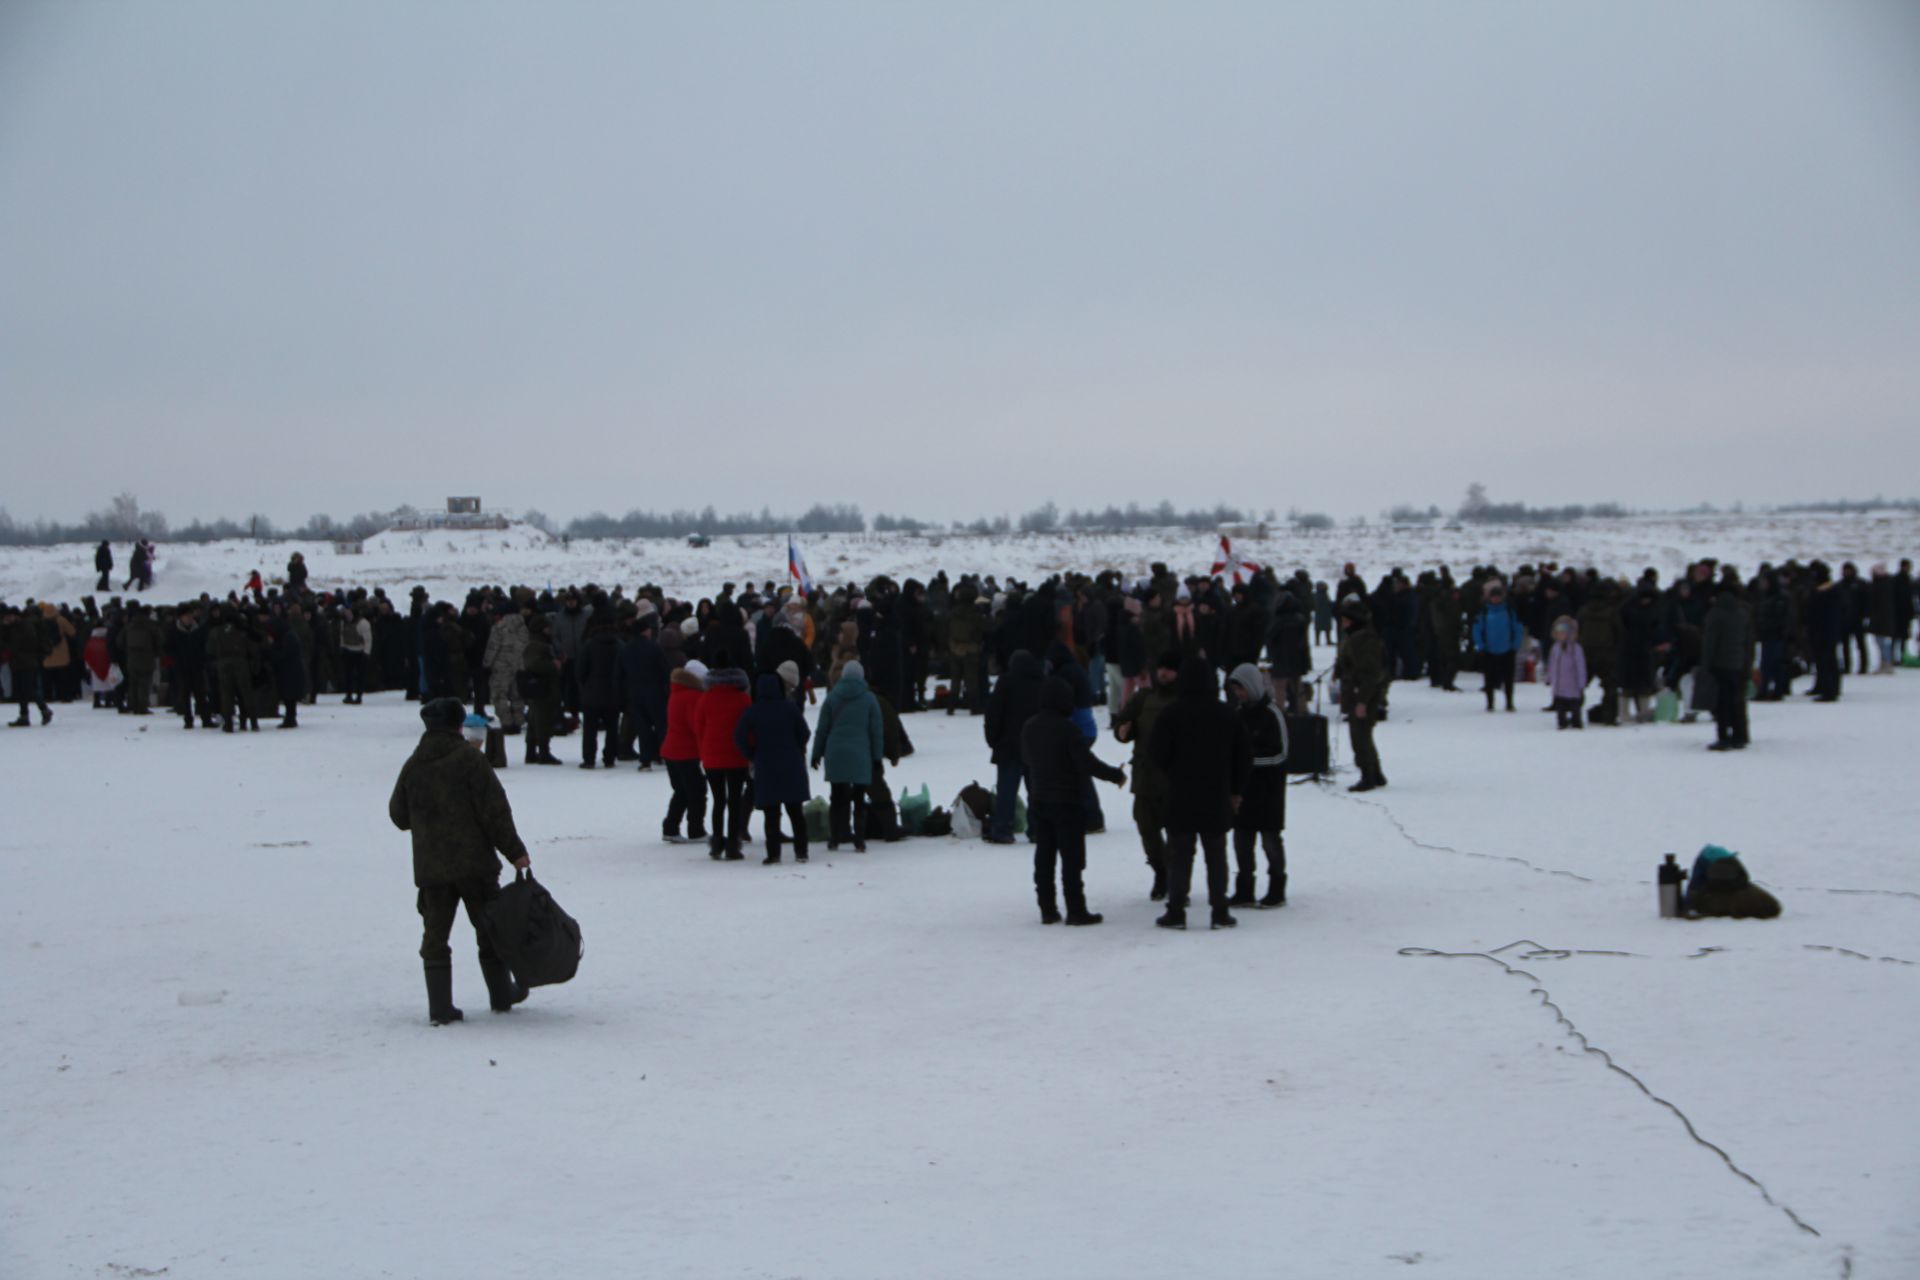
[1022,677,1125,809]
[1146,658,1252,834]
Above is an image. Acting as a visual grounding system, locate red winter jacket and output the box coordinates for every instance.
[661,670,705,763]
[694,672,751,770]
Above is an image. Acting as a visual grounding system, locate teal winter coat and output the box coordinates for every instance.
[811,673,885,786]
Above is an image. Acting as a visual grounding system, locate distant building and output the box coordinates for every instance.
[387,498,509,533]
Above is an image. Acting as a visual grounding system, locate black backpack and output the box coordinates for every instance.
[485,870,583,988]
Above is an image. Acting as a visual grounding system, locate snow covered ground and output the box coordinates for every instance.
[5,635,1916,1277]
[6,509,1919,605]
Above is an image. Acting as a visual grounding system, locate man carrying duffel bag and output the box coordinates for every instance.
[389,696,533,1025]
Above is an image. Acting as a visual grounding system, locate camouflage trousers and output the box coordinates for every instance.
[490,666,524,729]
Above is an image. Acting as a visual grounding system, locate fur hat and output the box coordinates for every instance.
[420,697,467,731]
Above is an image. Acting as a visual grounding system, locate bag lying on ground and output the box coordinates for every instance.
[899,784,932,835]
[804,796,830,842]
[485,870,584,987]
[951,796,982,839]
[1686,845,1781,919]
[921,807,952,837]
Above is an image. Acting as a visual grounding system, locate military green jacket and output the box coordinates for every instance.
[1112,684,1177,802]
[1334,627,1389,714]
[389,730,529,887]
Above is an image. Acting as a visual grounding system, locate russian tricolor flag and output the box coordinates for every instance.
[788,534,814,595]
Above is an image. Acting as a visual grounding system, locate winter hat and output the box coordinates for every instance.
[842,660,865,682]
[776,660,800,693]
[680,616,700,637]
[461,713,493,745]
[684,659,709,682]
[421,697,467,732]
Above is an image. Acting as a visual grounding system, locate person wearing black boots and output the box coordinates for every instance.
[389,697,532,1026]
[1147,658,1252,931]
[1021,676,1127,925]
[1335,599,1390,792]
[1225,663,1289,909]
[520,614,564,765]
[1112,652,1182,901]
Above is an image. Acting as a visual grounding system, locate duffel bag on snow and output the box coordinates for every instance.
[1283,713,1330,776]
[485,870,583,987]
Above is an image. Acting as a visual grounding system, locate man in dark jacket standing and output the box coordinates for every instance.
[575,616,622,769]
[1702,584,1754,751]
[1335,598,1390,791]
[1021,677,1127,925]
[618,615,671,769]
[983,649,1046,844]
[390,697,532,1025]
[95,541,113,592]
[1112,652,1181,901]
[1147,658,1252,931]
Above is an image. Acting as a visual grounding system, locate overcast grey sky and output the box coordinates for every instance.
[3,1,1916,528]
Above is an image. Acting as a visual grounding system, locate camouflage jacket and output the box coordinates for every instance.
[388,730,529,887]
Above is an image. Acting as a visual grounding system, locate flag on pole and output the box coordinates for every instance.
[788,534,814,595]
[1209,534,1260,586]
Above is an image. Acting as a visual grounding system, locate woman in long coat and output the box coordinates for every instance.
[734,673,812,864]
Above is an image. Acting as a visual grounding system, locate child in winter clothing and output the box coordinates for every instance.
[1546,615,1589,730]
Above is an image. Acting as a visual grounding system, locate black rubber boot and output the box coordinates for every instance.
[1228,872,1256,907]
[1258,873,1288,909]
[1149,866,1168,902]
[425,965,463,1025]
[479,959,527,1014]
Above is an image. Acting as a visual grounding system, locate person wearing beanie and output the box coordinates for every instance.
[1224,663,1289,908]
[390,693,531,1025]
[482,600,530,733]
[1146,658,1252,931]
[1112,651,1182,900]
[660,659,710,843]
[519,613,562,765]
[1334,598,1390,791]
[694,654,754,859]
[1021,676,1127,925]
[811,658,884,852]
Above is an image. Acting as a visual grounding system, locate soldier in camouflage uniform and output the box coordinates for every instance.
[119,602,161,715]
[1334,597,1390,792]
[388,696,532,1025]
[1112,651,1182,900]
[483,601,530,732]
[206,607,254,733]
[945,584,987,714]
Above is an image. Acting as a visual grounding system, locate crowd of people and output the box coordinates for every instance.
[6,543,1916,1014]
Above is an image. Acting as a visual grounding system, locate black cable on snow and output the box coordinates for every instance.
[1397,940,1827,1244]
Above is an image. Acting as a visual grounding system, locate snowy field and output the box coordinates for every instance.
[5,517,1919,1279]
[6,509,1920,605]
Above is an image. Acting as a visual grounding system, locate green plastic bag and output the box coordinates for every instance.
[803,797,829,842]
[899,784,932,836]
[1653,689,1680,723]
[1901,654,1920,669]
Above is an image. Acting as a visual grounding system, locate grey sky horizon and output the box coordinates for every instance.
[3,1,1917,530]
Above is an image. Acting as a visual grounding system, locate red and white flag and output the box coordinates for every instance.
[1210,535,1259,586]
